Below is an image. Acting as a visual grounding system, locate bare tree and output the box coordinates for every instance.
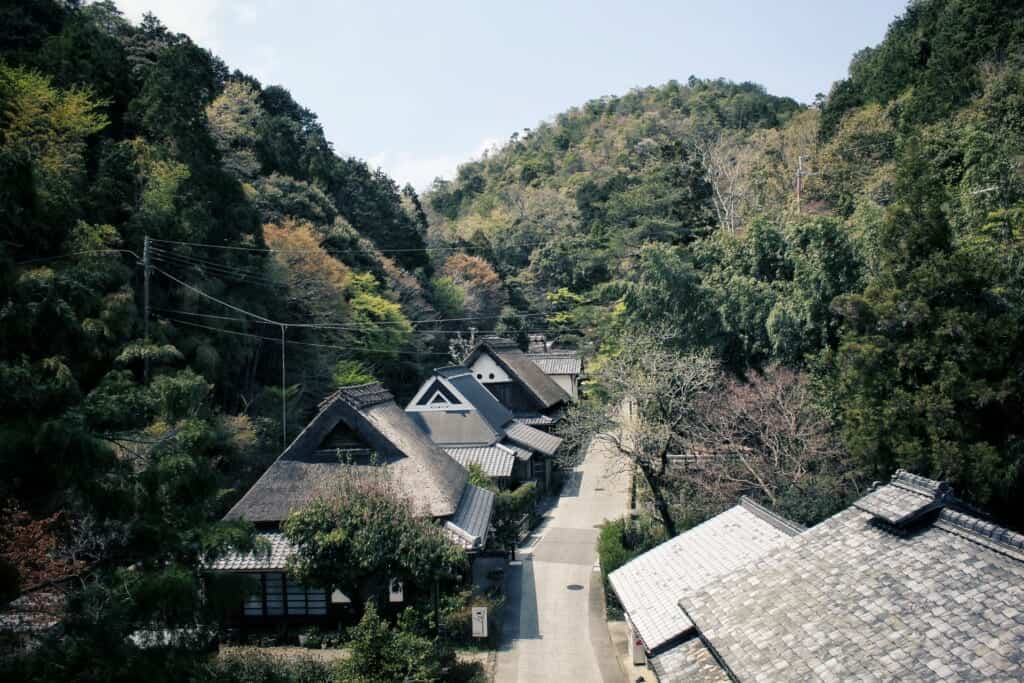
[559,334,860,534]
[447,327,478,364]
[557,328,720,536]
[692,131,749,234]
[678,366,862,525]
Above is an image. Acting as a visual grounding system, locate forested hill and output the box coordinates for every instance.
[0,0,487,633]
[426,0,1024,527]
[1,0,1023,676]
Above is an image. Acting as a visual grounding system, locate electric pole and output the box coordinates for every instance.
[280,324,287,449]
[143,235,151,383]
[796,156,803,211]
[795,155,817,214]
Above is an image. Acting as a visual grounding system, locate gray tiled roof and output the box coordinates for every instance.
[465,338,570,410]
[406,368,516,446]
[444,446,515,478]
[408,410,498,446]
[444,484,495,550]
[207,532,294,571]
[675,474,1024,682]
[445,369,514,430]
[500,441,533,461]
[526,352,582,376]
[609,499,799,652]
[511,412,556,427]
[649,637,730,683]
[505,420,562,456]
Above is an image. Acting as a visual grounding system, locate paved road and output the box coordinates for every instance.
[495,437,630,682]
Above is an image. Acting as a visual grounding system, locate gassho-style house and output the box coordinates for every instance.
[207,383,495,628]
[610,470,1024,681]
[405,366,563,490]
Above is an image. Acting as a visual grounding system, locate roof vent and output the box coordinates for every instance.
[853,469,953,528]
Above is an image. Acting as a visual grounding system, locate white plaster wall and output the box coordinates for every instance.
[469,353,510,383]
[550,374,577,400]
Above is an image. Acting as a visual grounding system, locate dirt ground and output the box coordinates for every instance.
[219,645,349,662]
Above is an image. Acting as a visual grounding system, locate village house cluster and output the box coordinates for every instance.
[209,336,581,628]
[610,470,1024,681]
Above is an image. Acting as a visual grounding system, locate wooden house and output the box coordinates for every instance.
[405,366,564,490]
[463,337,571,428]
[208,383,495,630]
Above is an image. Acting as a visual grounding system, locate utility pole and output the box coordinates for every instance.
[795,155,818,214]
[280,324,287,449]
[796,156,803,211]
[143,235,151,383]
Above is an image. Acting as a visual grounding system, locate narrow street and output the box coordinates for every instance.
[495,436,630,682]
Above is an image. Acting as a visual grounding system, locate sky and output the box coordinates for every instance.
[112,0,909,191]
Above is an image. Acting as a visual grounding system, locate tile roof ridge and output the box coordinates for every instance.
[332,382,394,409]
[935,508,1024,562]
[890,468,952,498]
[738,496,805,536]
[434,365,472,377]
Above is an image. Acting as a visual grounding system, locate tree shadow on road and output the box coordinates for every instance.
[498,558,541,645]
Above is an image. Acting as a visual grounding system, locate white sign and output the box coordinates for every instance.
[471,606,488,638]
[389,578,404,603]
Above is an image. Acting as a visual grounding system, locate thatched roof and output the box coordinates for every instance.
[464,337,570,410]
[224,383,469,523]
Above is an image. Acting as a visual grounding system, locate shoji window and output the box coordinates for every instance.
[242,573,322,616]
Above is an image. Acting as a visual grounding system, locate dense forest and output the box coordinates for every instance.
[1,0,1023,678]
[426,0,1024,531]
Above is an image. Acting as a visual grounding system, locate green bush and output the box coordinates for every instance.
[204,650,335,682]
[338,602,455,683]
[491,481,538,549]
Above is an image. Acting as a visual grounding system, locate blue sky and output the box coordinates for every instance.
[113,0,909,190]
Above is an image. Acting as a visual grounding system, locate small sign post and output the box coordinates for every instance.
[471,606,488,638]
[389,578,404,603]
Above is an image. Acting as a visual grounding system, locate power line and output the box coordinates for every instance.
[150,246,271,279]
[151,265,279,325]
[15,249,141,266]
[150,252,281,288]
[158,316,454,357]
[148,236,556,255]
[153,262,558,328]
[153,307,580,335]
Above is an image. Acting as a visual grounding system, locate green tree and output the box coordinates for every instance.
[821,147,1024,524]
[283,475,467,609]
[339,602,455,683]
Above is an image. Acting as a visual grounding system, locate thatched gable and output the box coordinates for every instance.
[225,383,469,523]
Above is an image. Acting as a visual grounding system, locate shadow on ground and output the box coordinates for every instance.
[499,558,541,645]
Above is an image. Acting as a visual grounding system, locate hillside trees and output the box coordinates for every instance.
[0,5,456,673]
[0,62,108,252]
[441,252,507,321]
[820,147,1024,520]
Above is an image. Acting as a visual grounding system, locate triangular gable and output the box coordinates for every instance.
[464,339,569,411]
[407,376,470,412]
